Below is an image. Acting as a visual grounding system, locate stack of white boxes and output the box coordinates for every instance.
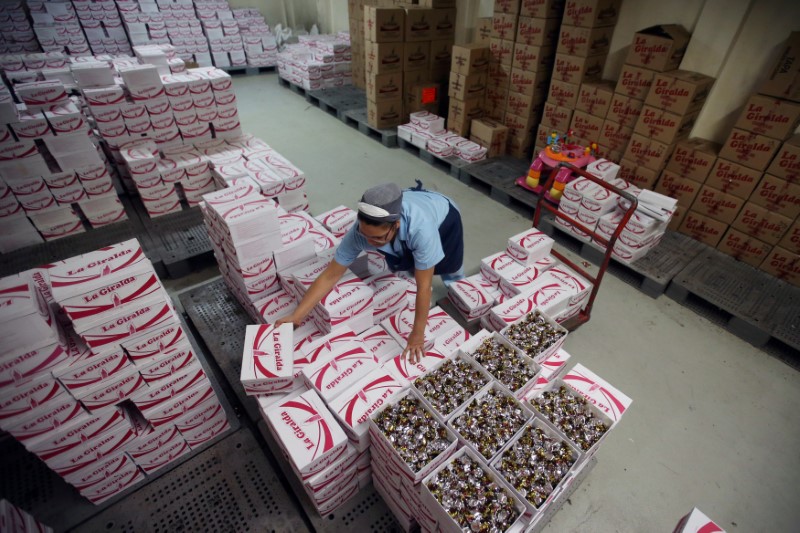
[0,76,126,251]
[72,0,133,56]
[1,499,53,532]
[0,2,40,54]
[27,0,91,56]
[398,111,489,163]
[117,0,213,66]
[194,0,245,69]
[0,239,230,505]
[554,159,674,263]
[233,8,277,68]
[277,35,353,91]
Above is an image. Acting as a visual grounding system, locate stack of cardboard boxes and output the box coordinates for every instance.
[365,3,455,130]
[27,0,93,57]
[348,0,368,89]
[489,0,562,158]
[536,0,621,154]
[232,8,278,68]
[614,25,693,188]
[447,43,488,138]
[0,2,38,54]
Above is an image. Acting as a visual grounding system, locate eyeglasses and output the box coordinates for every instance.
[359,223,395,244]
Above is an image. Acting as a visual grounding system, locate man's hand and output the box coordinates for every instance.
[403,330,425,364]
[275,312,302,328]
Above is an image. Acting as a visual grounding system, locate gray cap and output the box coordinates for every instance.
[358,183,403,223]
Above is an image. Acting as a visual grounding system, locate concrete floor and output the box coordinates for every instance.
[179,73,800,532]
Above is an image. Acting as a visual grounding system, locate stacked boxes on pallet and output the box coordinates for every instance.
[535,0,620,155]
[1,2,39,54]
[447,43,489,138]
[0,75,126,251]
[27,0,91,56]
[70,0,133,56]
[276,34,353,92]
[0,239,230,504]
[232,8,277,68]
[347,0,368,89]
[364,6,405,129]
[487,0,561,159]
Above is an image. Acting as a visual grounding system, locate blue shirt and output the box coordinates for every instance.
[335,190,454,271]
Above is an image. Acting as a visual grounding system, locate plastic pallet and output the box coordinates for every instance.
[257,421,403,533]
[460,157,533,210]
[342,107,398,148]
[308,86,368,121]
[179,277,261,422]
[219,65,276,76]
[666,248,800,353]
[139,206,213,278]
[397,138,470,179]
[70,428,309,533]
[0,314,240,532]
[278,76,309,98]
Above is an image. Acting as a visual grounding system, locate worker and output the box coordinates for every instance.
[276,181,465,364]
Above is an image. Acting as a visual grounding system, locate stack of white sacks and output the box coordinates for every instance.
[398,111,488,163]
[0,74,126,251]
[26,0,91,56]
[554,159,675,263]
[1,499,53,532]
[233,8,277,67]
[117,0,213,66]
[445,226,595,328]
[277,34,353,91]
[0,2,40,54]
[0,238,231,504]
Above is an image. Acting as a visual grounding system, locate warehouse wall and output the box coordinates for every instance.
[237,0,799,142]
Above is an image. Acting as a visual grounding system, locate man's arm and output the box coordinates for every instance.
[403,266,434,364]
[276,260,348,327]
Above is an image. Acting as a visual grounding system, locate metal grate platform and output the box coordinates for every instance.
[138,204,214,278]
[308,86,368,121]
[179,277,259,422]
[70,428,309,533]
[460,157,534,214]
[257,421,402,533]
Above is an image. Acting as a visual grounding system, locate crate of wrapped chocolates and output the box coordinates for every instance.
[368,388,460,484]
[526,364,632,457]
[412,354,493,421]
[420,446,526,533]
[448,382,532,462]
[461,332,541,399]
[500,309,568,363]
[489,418,581,515]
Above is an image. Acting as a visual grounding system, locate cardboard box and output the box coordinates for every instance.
[678,210,727,247]
[431,8,457,40]
[55,349,133,395]
[470,117,508,157]
[430,39,454,68]
[0,376,65,426]
[644,70,714,115]
[241,323,294,395]
[654,169,702,207]
[618,159,659,189]
[563,0,622,27]
[706,159,764,199]
[575,81,614,117]
[516,16,560,48]
[731,201,793,244]
[778,218,800,254]
[666,138,720,182]
[364,7,405,43]
[79,298,175,352]
[626,24,691,72]
[607,93,644,128]
[733,94,800,141]
[265,388,348,475]
[767,133,800,183]
[548,79,580,109]
[448,278,495,320]
[368,97,404,129]
[615,64,657,101]
[381,306,462,351]
[599,120,633,156]
[474,16,493,45]
[367,72,403,102]
[511,42,555,72]
[759,31,800,103]
[404,7,435,42]
[570,110,604,141]
[359,326,402,364]
[750,174,800,219]
[364,273,409,323]
[449,71,487,100]
[302,342,378,402]
[542,102,574,131]
[633,105,700,145]
[365,41,403,74]
[689,184,745,224]
[674,507,727,533]
[403,41,430,71]
[138,344,199,384]
[622,133,673,171]
[520,0,565,18]
[142,379,216,428]
[557,25,613,57]
[716,227,773,267]
[78,367,148,412]
[510,67,549,97]
[489,38,514,66]
[760,246,800,286]
[491,12,518,41]
[552,53,606,85]
[493,0,521,13]
[448,95,485,135]
[27,406,127,461]
[450,44,489,75]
